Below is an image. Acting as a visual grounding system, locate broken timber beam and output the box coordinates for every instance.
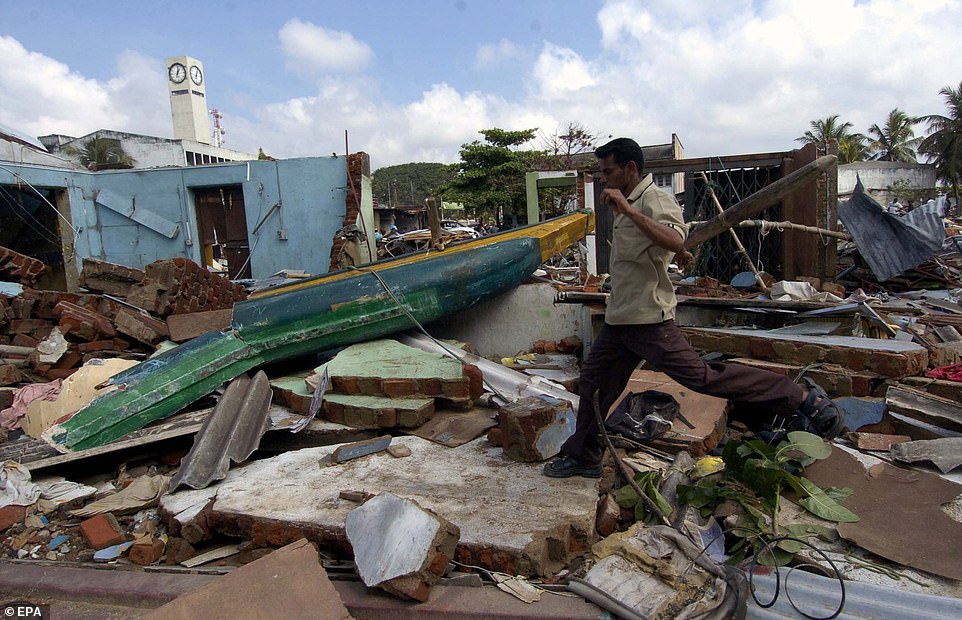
[685,154,837,249]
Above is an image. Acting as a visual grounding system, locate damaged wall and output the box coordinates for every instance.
[0,155,367,284]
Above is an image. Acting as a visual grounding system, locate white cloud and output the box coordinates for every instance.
[4,0,962,170]
[475,39,523,69]
[531,44,596,101]
[278,18,373,75]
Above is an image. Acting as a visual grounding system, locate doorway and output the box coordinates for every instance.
[194,186,251,279]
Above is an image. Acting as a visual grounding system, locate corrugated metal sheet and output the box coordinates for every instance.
[170,371,272,491]
[839,178,945,281]
[747,567,962,619]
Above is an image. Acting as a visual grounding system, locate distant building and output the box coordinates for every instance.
[838,161,937,203]
[39,129,257,170]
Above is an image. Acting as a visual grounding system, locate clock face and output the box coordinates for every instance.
[189,65,203,85]
[168,62,186,84]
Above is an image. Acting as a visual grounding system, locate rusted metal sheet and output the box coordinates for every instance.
[839,178,946,281]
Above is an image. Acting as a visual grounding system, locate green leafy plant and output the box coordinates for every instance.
[613,470,674,524]
[678,431,857,565]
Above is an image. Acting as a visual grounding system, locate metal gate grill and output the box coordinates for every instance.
[689,167,784,284]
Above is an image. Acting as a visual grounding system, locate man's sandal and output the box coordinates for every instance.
[789,377,845,440]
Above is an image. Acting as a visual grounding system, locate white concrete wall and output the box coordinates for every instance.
[426,281,592,359]
[838,162,937,197]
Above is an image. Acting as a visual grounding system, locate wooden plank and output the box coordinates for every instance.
[166,308,233,342]
[26,408,212,471]
[886,385,962,434]
[685,155,837,249]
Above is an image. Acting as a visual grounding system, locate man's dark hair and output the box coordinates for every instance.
[595,137,644,172]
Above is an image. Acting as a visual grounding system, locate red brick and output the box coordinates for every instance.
[77,340,116,353]
[129,537,166,565]
[79,513,126,550]
[381,378,417,398]
[56,301,116,341]
[11,333,38,348]
[163,537,196,565]
[0,505,25,533]
[114,308,169,345]
[464,364,484,401]
[440,379,470,399]
[0,365,23,386]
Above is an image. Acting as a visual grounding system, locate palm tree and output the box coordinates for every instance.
[65,136,136,170]
[919,82,962,203]
[796,115,867,163]
[867,108,921,162]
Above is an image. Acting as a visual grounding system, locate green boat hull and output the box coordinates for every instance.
[48,211,592,451]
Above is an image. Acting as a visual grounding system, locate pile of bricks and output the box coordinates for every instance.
[0,258,248,386]
[125,258,247,317]
[0,246,47,285]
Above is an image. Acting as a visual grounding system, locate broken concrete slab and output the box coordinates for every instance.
[79,258,146,297]
[682,326,928,378]
[143,539,351,620]
[612,370,728,456]
[890,437,962,473]
[496,395,575,462]
[159,435,598,576]
[314,340,473,402]
[346,492,459,601]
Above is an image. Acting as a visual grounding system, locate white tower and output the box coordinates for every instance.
[165,56,210,144]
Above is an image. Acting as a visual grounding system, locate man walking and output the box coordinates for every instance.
[544,138,843,478]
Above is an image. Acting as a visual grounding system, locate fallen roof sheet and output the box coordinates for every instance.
[170,371,272,491]
[747,567,962,619]
[839,178,946,281]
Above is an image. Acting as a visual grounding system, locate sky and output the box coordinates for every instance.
[2,0,962,170]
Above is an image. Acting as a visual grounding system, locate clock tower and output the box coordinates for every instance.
[165,56,210,144]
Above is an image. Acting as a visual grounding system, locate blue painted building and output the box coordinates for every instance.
[0,145,375,291]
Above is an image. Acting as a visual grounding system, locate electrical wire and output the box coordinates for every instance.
[0,185,62,246]
[0,163,80,239]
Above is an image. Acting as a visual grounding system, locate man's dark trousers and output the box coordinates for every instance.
[560,320,805,465]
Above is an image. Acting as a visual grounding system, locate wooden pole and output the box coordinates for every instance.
[425,198,444,251]
[685,155,837,249]
[698,172,770,293]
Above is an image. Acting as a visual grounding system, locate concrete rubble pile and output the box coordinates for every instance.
[4,239,962,618]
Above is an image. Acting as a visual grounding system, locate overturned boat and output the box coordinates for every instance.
[46,211,594,451]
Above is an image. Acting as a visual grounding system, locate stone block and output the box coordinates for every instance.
[929,341,962,369]
[80,513,126,550]
[497,395,576,462]
[346,492,460,601]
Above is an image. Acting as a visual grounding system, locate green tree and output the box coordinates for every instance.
[919,82,962,202]
[795,115,867,163]
[442,128,542,226]
[371,162,455,208]
[65,136,136,170]
[868,108,921,162]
